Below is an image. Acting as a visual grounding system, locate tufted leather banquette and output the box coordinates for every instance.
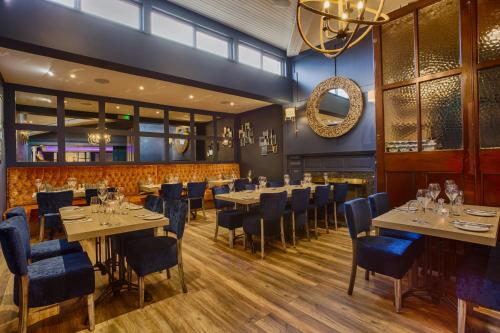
[7,163,240,208]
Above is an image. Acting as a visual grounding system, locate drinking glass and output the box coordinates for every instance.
[416,189,432,213]
[116,187,125,205]
[284,174,290,186]
[120,197,129,215]
[428,183,441,211]
[90,196,99,213]
[35,178,42,193]
[323,172,329,185]
[445,184,459,204]
[453,190,464,216]
[97,185,108,206]
[99,205,111,226]
[107,192,118,214]
[228,182,235,193]
[247,170,252,182]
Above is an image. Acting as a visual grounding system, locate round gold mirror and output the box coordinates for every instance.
[306,76,363,138]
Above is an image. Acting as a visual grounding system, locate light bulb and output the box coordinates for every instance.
[323,1,330,9]
[357,1,364,10]
[341,12,348,20]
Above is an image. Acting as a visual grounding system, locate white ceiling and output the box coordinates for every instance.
[0,47,271,114]
[168,0,417,56]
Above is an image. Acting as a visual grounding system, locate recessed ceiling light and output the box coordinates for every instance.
[70,74,76,79]
[47,70,54,77]
[156,111,160,114]
[189,95,194,99]
[230,102,235,106]
[94,78,110,84]
[116,105,120,109]
[139,86,145,91]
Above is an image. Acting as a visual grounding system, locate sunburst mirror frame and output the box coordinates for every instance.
[306,76,363,138]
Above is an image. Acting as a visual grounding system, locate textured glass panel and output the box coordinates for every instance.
[421,75,462,150]
[383,85,418,152]
[418,0,460,76]
[479,66,500,148]
[382,15,415,85]
[478,0,500,63]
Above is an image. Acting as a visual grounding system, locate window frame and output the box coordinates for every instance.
[237,42,284,76]
[79,0,142,30]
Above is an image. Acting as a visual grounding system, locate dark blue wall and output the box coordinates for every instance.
[285,35,376,158]
[0,0,292,103]
[0,74,5,213]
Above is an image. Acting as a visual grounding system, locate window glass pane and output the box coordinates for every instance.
[383,85,418,153]
[478,0,500,63]
[45,0,74,7]
[105,103,134,131]
[238,44,261,68]
[418,0,460,76]
[151,12,194,46]
[479,66,500,148]
[382,15,415,84]
[16,130,58,162]
[65,132,100,162]
[194,114,213,136]
[65,98,99,129]
[15,91,57,126]
[195,139,214,162]
[218,139,235,162]
[196,31,229,58]
[81,0,140,29]
[105,135,134,162]
[140,137,166,162]
[421,75,462,150]
[263,55,282,75]
[169,111,190,135]
[139,107,164,133]
[169,137,191,161]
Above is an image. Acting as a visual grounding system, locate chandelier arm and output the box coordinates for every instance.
[297,4,340,54]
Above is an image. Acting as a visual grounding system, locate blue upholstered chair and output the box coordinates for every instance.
[234,178,249,192]
[285,188,311,246]
[368,192,424,252]
[243,191,287,259]
[144,194,163,213]
[344,198,418,313]
[186,182,207,222]
[0,217,95,332]
[4,207,83,262]
[36,190,74,241]
[268,180,285,188]
[212,186,245,248]
[245,184,256,191]
[160,183,183,217]
[125,200,188,308]
[456,245,500,333]
[309,185,330,238]
[332,182,349,230]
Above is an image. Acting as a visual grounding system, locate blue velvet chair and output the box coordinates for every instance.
[344,198,418,313]
[332,182,349,230]
[4,207,83,262]
[245,184,256,191]
[456,245,500,333]
[160,183,183,217]
[125,200,188,308]
[186,182,207,222]
[212,186,245,248]
[243,191,287,259]
[309,185,330,238]
[368,192,425,252]
[285,188,311,246]
[36,190,74,241]
[0,217,95,332]
[268,180,285,188]
[234,178,249,192]
[84,187,116,205]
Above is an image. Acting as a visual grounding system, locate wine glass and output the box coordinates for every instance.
[428,183,441,211]
[284,174,290,186]
[97,184,108,206]
[445,184,459,204]
[416,189,432,213]
[35,178,42,193]
[247,170,252,182]
[228,181,235,193]
[90,196,99,213]
[323,172,329,185]
[116,187,125,205]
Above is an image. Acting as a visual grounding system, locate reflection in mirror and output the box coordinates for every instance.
[105,103,134,131]
[139,107,164,133]
[169,111,190,135]
[16,130,58,162]
[15,91,57,126]
[194,114,214,136]
[318,89,350,126]
[65,98,99,129]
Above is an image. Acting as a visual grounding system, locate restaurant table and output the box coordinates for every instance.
[140,179,236,193]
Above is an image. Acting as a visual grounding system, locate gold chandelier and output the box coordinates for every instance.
[88,132,111,145]
[297,0,389,58]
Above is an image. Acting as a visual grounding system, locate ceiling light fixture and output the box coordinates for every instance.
[189,95,194,99]
[116,105,120,109]
[296,0,389,58]
[139,86,145,90]
[70,74,76,79]
[230,102,235,106]
[47,70,54,77]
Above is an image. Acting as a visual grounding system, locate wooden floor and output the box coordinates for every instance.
[0,209,499,333]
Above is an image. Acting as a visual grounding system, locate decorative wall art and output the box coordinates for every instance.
[239,122,254,147]
[258,129,278,156]
[222,126,233,148]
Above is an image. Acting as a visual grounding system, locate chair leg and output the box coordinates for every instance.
[214,212,219,242]
[127,264,132,290]
[292,213,296,247]
[187,199,191,223]
[280,217,286,252]
[177,240,188,293]
[18,275,28,333]
[260,218,265,259]
[314,208,318,239]
[324,206,329,233]
[348,242,357,295]
[166,269,171,279]
[334,204,338,231]
[229,229,235,249]
[87,293,95,331]
[202,200,206,219]
[365,269,370,281]
[305,211,311,241]
[39,217,45,242]
[138,276,145,308]
[394,279,402,313]
[457,298,466,333]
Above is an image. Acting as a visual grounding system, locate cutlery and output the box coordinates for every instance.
[465,209,496,215]
[450,220,492,227]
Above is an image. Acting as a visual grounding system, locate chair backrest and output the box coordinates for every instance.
[313,185,330,207]
[333,182,349,203]
[211,185,233,210]
[291,188,311,214]
[160,183,183,201]
[84,187,116,205]
[245,184,256,191]
[234,178,249,192]
[290,179,301,186]
[144,195,162,213]
[368,192,391,218]
[5,207,27,221]
[259,191,288,221]
[168,200,188,239]
[187,182,207,199]
[344,198,372,240]
[0,217,29,275]
[268,180,285,188]
[36,191,74,216]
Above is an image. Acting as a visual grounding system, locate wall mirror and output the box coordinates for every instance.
[306,76,363,138]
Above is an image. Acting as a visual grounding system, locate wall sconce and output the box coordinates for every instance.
[284,107,299,135]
